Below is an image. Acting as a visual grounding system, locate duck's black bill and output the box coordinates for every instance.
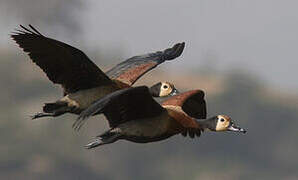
[227,124,246,134]
[170,88,179,96]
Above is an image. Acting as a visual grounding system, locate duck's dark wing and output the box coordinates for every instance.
[162,90,206,138]
[162,90,206,119]
[105,42,185,86]
[73,86,165,130]
[11,25,114,94]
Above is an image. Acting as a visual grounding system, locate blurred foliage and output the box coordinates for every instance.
[0,49,298,180]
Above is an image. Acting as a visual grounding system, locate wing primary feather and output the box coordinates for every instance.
[195,131,201,137]
[13,29,28,34]
[162,42,185,60]
[12,25,42,36]
[19,24,35,34]
[105,42,185,86]
[72,87,131,130]
[29,24,43,36]
[11,25,114,94]
[73,98,110,131]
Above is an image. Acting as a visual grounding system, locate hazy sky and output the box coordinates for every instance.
[1,0,298,92]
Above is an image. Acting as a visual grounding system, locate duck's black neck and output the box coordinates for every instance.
[195,116,217,131]
[149,82,162,97]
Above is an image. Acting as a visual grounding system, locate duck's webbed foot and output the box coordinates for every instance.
[31,112,54,120]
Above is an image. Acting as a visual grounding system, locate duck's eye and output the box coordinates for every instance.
[163,85,168,89]
[220,118,225,122]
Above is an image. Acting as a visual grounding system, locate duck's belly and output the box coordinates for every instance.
[118,112,176,143]
[60,86,119,110]
[124,134,174,143]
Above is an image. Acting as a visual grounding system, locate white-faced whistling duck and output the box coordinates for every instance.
[73,86,246,149]
[11,25,184,119]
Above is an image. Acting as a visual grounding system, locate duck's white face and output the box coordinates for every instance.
[215,115,246,133]
[215,115,231,131]
[159,82,178,97]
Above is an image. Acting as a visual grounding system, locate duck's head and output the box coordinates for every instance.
[149,82,179,97]
[202,115,246,133]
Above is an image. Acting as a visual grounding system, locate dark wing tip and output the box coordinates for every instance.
[162,42,185,61]
[196,89,205,98]
[181,129,202,138]
[72,110,94,131]
[28,24,43,36]
[10,24,43,38]
[72,94,112,131]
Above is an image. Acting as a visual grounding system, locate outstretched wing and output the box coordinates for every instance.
[162,90,206,138]
[105,42,185,86]
[11,25,114,94]
[73,86,165,130]
[162,90,207,119]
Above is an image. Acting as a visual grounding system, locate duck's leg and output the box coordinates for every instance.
[31,111,66,120]
[31,102,75,120]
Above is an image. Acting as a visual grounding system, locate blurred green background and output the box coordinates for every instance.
[1,0,298,179]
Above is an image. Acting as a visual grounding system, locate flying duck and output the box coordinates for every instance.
[73,86,246,149]
[11,25,183,119]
